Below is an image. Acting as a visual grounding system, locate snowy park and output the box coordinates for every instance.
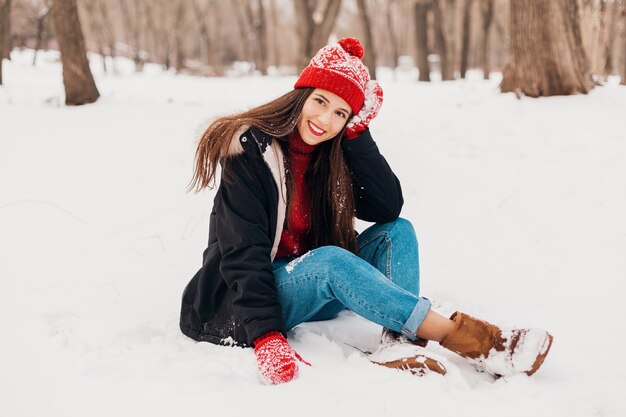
[1,47,625,416]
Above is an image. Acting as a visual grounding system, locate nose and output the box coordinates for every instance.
[317,109,331,126]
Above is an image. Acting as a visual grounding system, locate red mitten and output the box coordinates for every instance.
[344,80,384,139]
[253,331,311,385]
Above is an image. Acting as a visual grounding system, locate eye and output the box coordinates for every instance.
[336,111,347,118]
[314,98,325,106]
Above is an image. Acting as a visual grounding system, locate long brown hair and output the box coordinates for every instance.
[189,87,358,254]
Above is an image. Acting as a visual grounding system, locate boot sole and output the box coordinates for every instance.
[372,356,447,376]
[526,332,554,376]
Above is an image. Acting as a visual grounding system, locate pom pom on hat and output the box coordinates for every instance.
[294,37,371,114]
[338,38,364,59]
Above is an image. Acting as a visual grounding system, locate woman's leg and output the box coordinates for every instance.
[356,218,420,296]
[356,218,454,342]
[272,246,431,340]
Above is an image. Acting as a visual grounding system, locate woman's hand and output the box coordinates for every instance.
[344,80,383,139]
[253,331,311,384]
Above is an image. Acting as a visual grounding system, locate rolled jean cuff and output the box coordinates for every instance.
[400,297,432,340]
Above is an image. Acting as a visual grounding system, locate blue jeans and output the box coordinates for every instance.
[272,218,431,340]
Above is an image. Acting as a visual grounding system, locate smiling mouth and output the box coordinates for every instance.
[307,120,326,137]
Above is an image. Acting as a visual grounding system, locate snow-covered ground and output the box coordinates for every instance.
[1,50,625,417]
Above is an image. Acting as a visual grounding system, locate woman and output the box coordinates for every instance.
[179,38,553,384]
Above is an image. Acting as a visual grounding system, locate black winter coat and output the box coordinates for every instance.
[179,126,403,346]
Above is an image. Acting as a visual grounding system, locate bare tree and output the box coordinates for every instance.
[501,0,594,97]
[32,3,52,67]
[414,0,430,81]
[602,0,620,78]
[357,0,377,79]
[191,0,215,71]
[622,0,626,85]
[96,0,117,73]
[480,0,494,79]
[293,0,342,71]
[459,0,473,78]
[118,0,145,71]
[51,0,100,105]
[268,0,283,69]
[0,0,11,85]
[432,0,455,80]
[172,0,187,72]
[385,0,400,69]
[245,0,269,74]
[82,0,109,73]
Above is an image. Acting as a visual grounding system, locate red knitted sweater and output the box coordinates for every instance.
[275,132,317,258]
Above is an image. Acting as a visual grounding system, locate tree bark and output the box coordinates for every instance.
[51,0,100,105]
[269,0,282,67]
[118,0,144,71]
[433,0,454,80]
[173,0,186,73]
[253,0,269,74]
[501,0,594,97]
[32,7,52,67]
[602,0,619,77]
[386,0,399,69]
[293,0,342,72]
[0,0,11,85]
[622,1,626,85]
[480,0,494,79]
[192,0,213,68]
[445,0,457,78]
[96,0,117,72]
[82,0,108,73]
[414,1,430,82]
[460,0,473,79]
[232,0,252,63]
[357,0,377,79]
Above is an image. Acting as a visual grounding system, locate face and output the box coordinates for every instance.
[297,88,351,145]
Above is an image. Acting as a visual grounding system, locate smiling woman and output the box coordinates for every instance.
[179,37,553,386]
[297,90,350,146]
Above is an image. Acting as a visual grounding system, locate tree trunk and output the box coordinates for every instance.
[51,0,99,105]
[0,0,13,61]
[433,0,454,80]
[232,0,252,63]
[270,0,282,68]
[602,0,619,78]
[192,0,212,68]
[445,0,457,78]
[253,0,269,75]
[97,0,117,72]
[293,0,342,72]
[480,0,494,80]
[357,0,377,79]
[622,1,626,85]
[414,1,430,82]
[174,2,185,72]
[82,0,107,73]
[0,0,11,85]
[501,0,594,97]
[460,0,473,78]
[118,0,143,71]
[33,8,52,67]
[386,0,399,69]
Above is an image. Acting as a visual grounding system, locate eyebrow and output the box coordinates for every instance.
[314,93,350,115]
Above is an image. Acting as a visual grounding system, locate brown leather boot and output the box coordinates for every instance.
[370,328,447,376]
[439,312,553,377]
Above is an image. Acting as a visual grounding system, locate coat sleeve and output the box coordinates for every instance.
[213,152,285,344]
[341,128,404,223]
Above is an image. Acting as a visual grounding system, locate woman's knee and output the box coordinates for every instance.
[387,217,418,246]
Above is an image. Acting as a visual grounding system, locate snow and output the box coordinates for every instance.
[1,49,626,416]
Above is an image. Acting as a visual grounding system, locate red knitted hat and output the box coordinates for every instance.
[294,38,370,114]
